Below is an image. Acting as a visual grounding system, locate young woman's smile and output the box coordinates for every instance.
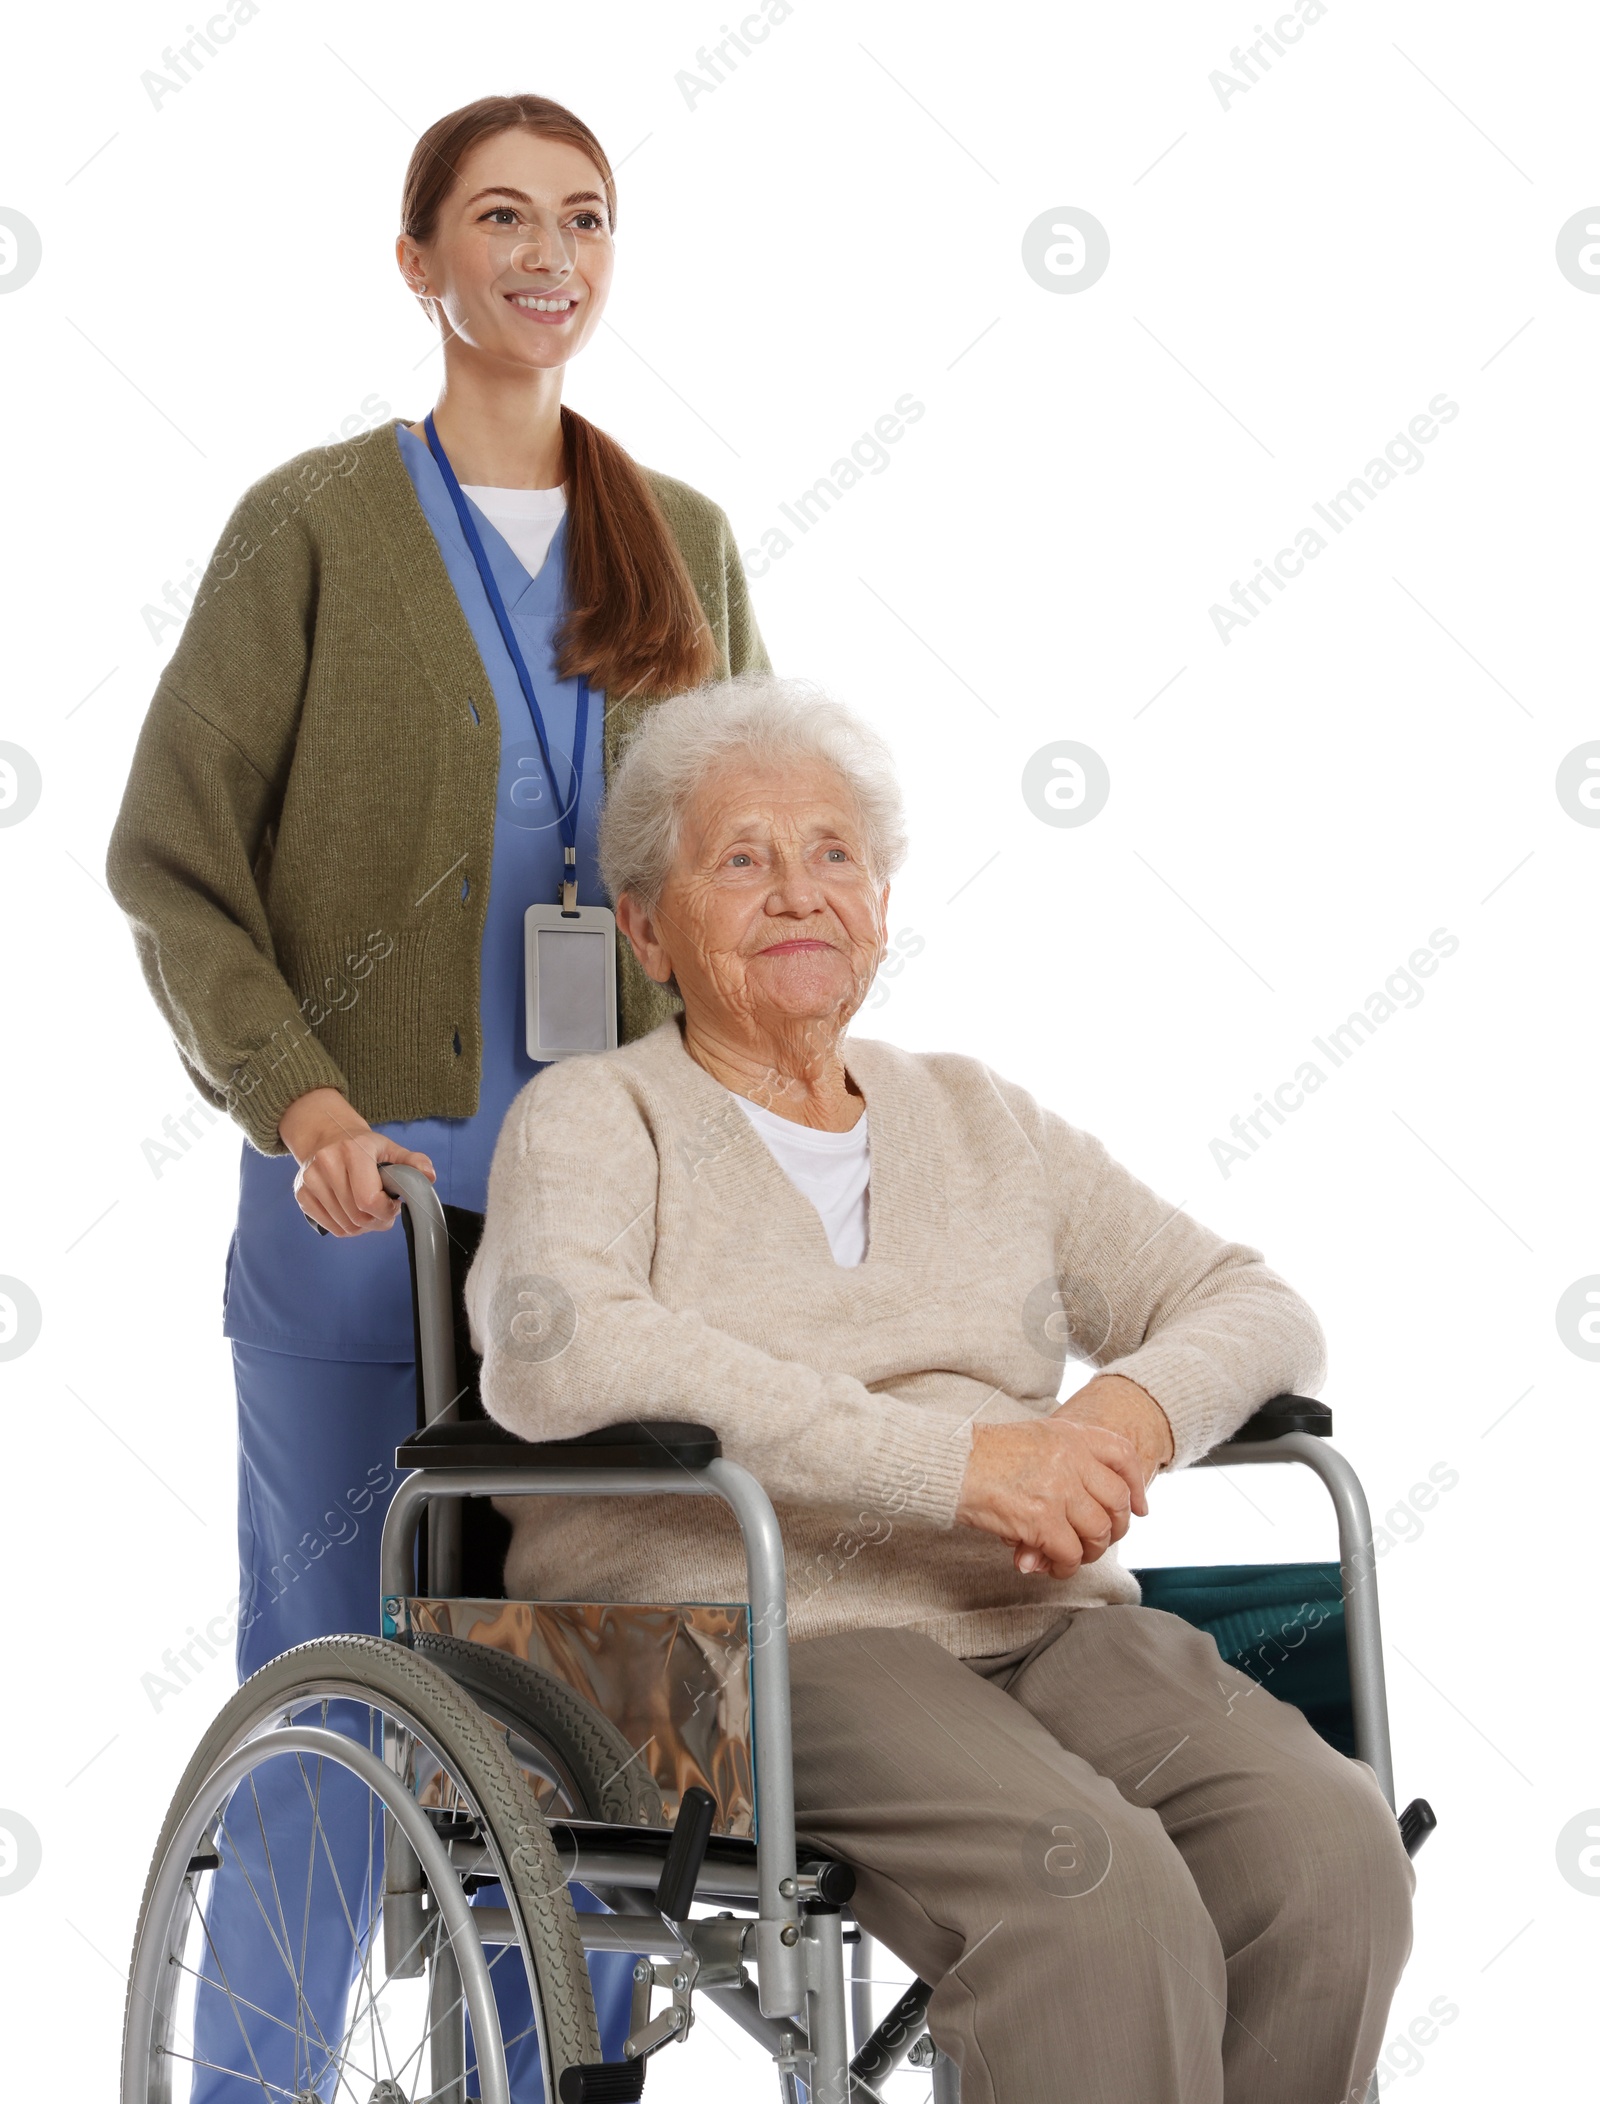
[506,291,578,322]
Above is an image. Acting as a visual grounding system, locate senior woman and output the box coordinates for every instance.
[464,673,1414,2104]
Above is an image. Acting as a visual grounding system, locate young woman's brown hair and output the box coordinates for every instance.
[401,94,719,700]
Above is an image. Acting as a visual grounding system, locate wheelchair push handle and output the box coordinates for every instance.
[380,1163,459,1426]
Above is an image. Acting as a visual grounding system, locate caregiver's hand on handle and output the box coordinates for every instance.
[279,1086,436,1237]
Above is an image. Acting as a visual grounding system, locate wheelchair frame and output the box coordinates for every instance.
[374,1163,1419,2104]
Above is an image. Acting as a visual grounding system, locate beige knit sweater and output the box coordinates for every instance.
[465,1016,1327,1657]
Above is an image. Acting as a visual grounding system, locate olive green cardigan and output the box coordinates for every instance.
[105,419,770,1155]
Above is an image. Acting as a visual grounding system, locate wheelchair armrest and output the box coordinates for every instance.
[396,1417,722,1472]
[1220,1392,1333,1444]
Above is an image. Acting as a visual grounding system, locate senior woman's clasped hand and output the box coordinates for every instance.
[957,1407,1160,1577]
[604,709,1172,1581]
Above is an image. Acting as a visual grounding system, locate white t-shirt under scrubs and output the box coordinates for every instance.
[460,481,568,581]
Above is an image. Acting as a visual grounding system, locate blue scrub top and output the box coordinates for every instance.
[222,423,608,1361]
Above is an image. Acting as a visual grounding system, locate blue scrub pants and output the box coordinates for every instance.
[190,1343,634,2100]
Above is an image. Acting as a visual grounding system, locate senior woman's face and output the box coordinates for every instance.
[632,756,889,1036]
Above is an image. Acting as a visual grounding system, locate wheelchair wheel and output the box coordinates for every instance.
[121,1634,599,2104]
[413,1633,665,1828]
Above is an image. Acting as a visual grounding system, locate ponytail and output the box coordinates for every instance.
[558,404,719,698]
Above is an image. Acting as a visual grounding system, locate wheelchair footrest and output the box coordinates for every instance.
[559,2061,647,2104]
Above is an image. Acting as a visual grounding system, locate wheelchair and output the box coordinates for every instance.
[122,1164,1436,2104]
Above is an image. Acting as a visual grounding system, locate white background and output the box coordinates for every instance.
[1,0,1596,2094]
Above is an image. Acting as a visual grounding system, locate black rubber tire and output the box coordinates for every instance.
[121,1634,600,2102]
[414,1632,665,1828]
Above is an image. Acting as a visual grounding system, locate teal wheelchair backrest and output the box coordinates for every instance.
[1132,1562,1353,1756]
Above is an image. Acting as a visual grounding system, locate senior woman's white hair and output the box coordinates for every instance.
[598,672,910,914]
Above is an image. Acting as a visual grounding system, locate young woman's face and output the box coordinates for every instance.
[399,129,615,369]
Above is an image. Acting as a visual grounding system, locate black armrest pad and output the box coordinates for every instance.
[397,1417,722,1472]
[1225,1393,1333,1442]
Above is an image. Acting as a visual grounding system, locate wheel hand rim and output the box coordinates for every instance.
[126,1723,510,2104]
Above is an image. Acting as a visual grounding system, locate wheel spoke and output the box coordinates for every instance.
[322,1886,430,2095]
[185,1843,399,2102]
[379,1926,526,2099]
[290,1743,402,2097]
[220,1799,296,1985]
[181,1870,388,2098]
[244,1769,329,2085]
[171,1946,342,2053]
[214,1802,327,2062]
[327,1967,401,2103]
[364,1706,381,2092]
[173,1869,291,2101]
[228,1776,356,2087]
[384,1963,461,2097]
[163,2045,326,2099]
[295,1744,324,2080]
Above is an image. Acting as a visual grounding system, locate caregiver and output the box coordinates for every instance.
[105,91,767,2100]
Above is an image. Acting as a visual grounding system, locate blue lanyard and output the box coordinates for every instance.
[424,410,589,907]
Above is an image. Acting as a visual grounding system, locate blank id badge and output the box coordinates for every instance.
[524,903,618,1060]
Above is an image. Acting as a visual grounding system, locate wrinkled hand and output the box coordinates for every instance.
[954,1417,1148,1580]
[1052,1373,1175,1482]
[278,1086,435,1237]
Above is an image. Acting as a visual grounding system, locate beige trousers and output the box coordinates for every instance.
[788,1606,1414,2104]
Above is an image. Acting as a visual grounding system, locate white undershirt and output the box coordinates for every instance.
[460,481,568,582]
[731,1093,872,1268]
